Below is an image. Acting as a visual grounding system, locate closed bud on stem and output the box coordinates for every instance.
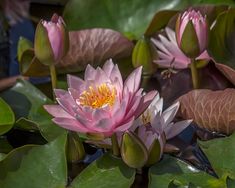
[34,13,69,65]
[176,9,208,58]
[121,131,148,169]
[66,132,85,163]
[132,36,157,75]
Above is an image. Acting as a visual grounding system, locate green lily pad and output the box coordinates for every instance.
[208,8,235,70]
[0,79,66,141]
[70,153,135,188]
[0,133,67,188]
[0,98,15,135]
[199,132,235,181]
[0,153,6,161]
[149,155,225,188]
[0,137,13,153]
[63,0,235,38]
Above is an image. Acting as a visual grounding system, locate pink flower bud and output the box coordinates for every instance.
[34,14,69,65]
[176,9,208,58]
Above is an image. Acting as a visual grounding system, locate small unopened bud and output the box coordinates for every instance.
[132,36,157,75]
[67,132,85,163]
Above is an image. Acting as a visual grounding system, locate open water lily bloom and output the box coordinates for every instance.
[151,27,210,69]
[44,59,157,138]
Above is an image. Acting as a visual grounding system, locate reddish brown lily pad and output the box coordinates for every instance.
[215,63,235,86]
[178,89,235,135]
[59,29,134,73]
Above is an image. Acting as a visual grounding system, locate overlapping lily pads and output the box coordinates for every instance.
[0,134,67,188]
[0,79,65,141]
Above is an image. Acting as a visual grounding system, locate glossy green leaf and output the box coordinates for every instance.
[0,98,15,135]
[19,49,50,77]
[0,134,67,188]
[63,0,235,38]
[145,10,178,36]
[0,79,66,141]
[149,155,226,188]
[70,153,135,188]
[199,132,235,181]
[208,8,235,70]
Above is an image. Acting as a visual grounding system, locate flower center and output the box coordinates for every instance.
[78,83,116,109]
[141,110,151,125]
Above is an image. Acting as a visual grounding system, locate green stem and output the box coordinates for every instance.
[190,59,200,89]
[49,64,57,100]
[111,133,120,157]
[141,74,151,89]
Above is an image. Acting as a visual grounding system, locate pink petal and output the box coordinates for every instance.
[95,67,111,85]
[68,88,80,102]
[92,108,110,121]
[56,94,77,116]
[67,74,85,92]
[44,22,62,60]
[52,117,91,133]
[44,105,73,118]
[134,90,158,118]
[54,89,67,98]
[114,117,135,132]
[162,102,180,125]
[103,59,114,77]
[196,50,210,60]
[110,64,123,92]
[164,120,192,140]
[84,64,96,81]
[124,66,142,93]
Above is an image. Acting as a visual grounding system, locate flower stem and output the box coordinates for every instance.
[49,64,57,100]
[111,133,120,157]
[190,58,199,89]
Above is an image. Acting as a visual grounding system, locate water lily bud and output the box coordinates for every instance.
[132,36,156,75]
[176,9,208,58]
[66,132,85,163]
[121,131,148,169]
[34,13,69,65]
[145,139,162,167]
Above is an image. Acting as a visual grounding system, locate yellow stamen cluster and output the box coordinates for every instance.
[141,110,151,125]
[78,83,116,109]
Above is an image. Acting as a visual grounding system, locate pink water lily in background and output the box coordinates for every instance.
[44,59,157,138]
[151,27,210,69]
[176,9,208,54]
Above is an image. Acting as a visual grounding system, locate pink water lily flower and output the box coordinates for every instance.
[151,27,210,69]
[130,93,192,153]
[44,59,157,138]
